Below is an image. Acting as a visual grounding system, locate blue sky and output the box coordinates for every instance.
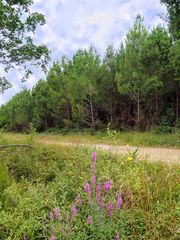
[0,0,167,106]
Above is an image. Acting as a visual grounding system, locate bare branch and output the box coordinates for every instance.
[0,144,35,150]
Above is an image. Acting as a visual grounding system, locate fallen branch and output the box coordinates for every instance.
[0,144,35,150]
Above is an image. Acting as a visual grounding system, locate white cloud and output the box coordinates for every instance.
[32,0,166,55]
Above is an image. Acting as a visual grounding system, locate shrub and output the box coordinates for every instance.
[0,181,58,239]
[152,115,175,134]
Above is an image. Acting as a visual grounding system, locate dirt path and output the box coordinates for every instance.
[39,139,180,164]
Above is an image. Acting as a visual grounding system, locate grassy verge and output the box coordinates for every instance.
[41,131,180,148]
[0,135,179,239]
[1,130,180,148]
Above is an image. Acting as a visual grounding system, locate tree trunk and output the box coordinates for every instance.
[137,90,140,130]
[155,88,159,122]
[44,115,48,130]
[66,103,70,120]
[110,95,113,123]
[0,144,34,150]
[175,81,179,120]
[90,94,95,126]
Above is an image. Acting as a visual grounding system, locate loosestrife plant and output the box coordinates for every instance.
[48,151,123,239]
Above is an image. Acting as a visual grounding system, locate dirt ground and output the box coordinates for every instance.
[39,140,180,164]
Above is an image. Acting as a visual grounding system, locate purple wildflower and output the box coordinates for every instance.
[23,236,27,240]
[50,233,56,240]
[56,208,61,221]
[49,209,54,221]
[101,201,105,209]
[96,183,101,203]
[104,181,112,192]
[72,204,78,217]
[87,215,93,225]
[85,182,90,193]
[92,151,96,163]
[109,202,113,217]
[117,192,122,209]
[115,233,120,240]
[77,194,82,206]
[92,175,96,185]
[91,162,95,175]
[91,152,96,186]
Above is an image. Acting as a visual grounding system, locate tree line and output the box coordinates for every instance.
[0,14,179,132]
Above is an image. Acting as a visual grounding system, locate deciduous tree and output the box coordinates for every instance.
[0,0,50,93]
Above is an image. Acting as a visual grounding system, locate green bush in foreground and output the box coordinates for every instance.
[0,145,179,239]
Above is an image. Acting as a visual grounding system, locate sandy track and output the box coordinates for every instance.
[39,140,180,164]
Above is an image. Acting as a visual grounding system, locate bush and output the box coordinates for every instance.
[0,181,58,240]
[174,119,180,134]
[151,116,174,134]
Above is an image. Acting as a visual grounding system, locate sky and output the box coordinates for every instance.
[0,0,167,106]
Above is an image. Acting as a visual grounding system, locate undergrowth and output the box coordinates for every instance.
[0,135,179,239]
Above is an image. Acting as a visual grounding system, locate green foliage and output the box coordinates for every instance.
[0,12,179,131]
[0,181,58,240]
[160,0,180,121]
[98,45,120,123]
[0,0,50,93]
[26,122,37,145]
[0,89,32,131]
[160,0,180,40]
[152,108,176,134]
[152,121,174,134]
[174,119,180,134]
[106,122,119,144]
[0,137,179,239]
[0,159,11,200]
[116,15,148,99]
